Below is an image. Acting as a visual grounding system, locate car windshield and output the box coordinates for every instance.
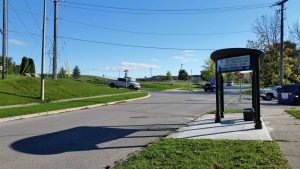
[272,86,280,90]
[127,77,136,82]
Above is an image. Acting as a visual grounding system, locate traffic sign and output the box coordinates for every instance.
[239,73,244,79]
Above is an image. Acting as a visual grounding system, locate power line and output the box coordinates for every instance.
[57,35,217,51]
[24,0,41,31]
[3,5,253,37]
[62,3,270,15]
[8,30,217,51]
[60,18,251,36]
[8,2,40,46]
[64,1,271,13]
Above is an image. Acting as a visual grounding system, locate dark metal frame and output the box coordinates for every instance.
[210,48,264,129]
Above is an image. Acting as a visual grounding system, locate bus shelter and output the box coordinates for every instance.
[210,48,264,129]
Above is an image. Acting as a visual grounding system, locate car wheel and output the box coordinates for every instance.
[109,83,115,88]
[293,97,300,105]
[266,94,272,101]
[129,85,134,90]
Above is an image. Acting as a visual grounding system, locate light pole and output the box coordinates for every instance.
[181,64,183,70]
[150,68,152,77]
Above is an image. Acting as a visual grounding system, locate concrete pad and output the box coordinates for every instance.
[168,113,272,141]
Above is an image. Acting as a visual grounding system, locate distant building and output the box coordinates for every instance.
[137,75,204,83]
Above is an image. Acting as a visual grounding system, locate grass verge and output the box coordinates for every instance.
[179,87,202,91]
[140,82,201,91]
[115,139,288,169]
[208,108,243,114]
[285,108,300,119]
[0,75,130,106]
[0,92,148,118]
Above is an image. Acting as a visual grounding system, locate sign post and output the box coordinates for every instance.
[239,73,244,102]
[211,48,263,129]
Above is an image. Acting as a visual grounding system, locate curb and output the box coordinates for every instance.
[0,93,151,124]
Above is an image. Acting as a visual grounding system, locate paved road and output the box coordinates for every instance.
[0,90,237,169]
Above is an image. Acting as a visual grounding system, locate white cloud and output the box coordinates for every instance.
[98,62,159,72]
[173,50,198,63]
[8,39,27,46]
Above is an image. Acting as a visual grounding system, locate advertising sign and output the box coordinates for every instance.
[217,55,250,73]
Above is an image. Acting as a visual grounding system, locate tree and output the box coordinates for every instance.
[249,14,300,85]
[72,65,80,79]
[259,42,300,85]
[58,66,66,78]
[178,69,188,80]
[28,58,35,74]
[0,56,19,75]
[19,57,36,75]
[250,14,280,52]
[166,71,172,81]
[200,59,215,81]
[19,57,29,75]
[290,22,300,45]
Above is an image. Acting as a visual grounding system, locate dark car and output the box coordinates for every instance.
[276,84,300,105]
[204,83,216,92]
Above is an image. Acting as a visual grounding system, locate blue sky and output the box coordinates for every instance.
[2,0,300,79]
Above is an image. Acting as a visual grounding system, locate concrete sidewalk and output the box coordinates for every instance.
[168,113,272,140]
[262,106,300,169]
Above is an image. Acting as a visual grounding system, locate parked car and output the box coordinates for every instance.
[260,86,281,101]
[276,84,300,105]
[109,77,141,90]
[226,81,234,86]
[204,83,216,92]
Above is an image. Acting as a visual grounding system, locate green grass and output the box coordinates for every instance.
[0,92,148,118]
[241,89,252,95]
[140,82,201,91]
[208,108,243,114]
[115,139,288,169]
[285,108,300,119]
[179,87,201,91]
[0,75,131,105]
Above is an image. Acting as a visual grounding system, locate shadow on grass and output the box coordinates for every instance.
[0,91,39,100]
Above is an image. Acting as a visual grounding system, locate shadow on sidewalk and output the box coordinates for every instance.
[10,124,180,155]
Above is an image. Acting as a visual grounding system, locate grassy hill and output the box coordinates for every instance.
[0,75,131,106]
[140,82,202,91]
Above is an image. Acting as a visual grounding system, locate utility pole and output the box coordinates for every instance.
[2,0,7,79]
[40,0,46,100]
[181,64,183,70]
[124,70,128,88]
[52,0,58,80]
[150,68,152,77]
[273,0,288,85]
